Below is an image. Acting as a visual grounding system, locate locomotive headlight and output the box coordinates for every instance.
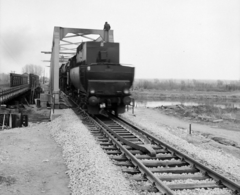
[88,96,99,106]
[90,89,95,94]
[123,89,129,94]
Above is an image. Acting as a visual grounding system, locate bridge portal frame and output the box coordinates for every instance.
[49,26,114,108]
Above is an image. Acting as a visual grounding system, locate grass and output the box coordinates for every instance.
[175,104,240,122]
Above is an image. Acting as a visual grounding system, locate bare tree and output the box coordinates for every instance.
[22,64,44,76]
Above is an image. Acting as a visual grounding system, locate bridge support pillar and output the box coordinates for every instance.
[50,27,60,108]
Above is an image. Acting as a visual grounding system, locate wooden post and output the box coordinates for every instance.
[132,99,135,115]
[9,113,12,128]
[189,124,192,134]
[53,94,55,114]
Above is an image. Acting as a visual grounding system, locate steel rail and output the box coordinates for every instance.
[116,116,240,194]
[91,116,174,195]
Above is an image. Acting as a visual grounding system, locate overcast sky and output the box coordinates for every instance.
[0,0,239,80]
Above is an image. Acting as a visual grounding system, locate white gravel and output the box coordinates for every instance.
[48,109,138,195]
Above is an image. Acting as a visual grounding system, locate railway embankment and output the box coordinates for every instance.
[122,107,240,184]
[49,109,138,195]
[1,105,240,194]
[0,108,139,195]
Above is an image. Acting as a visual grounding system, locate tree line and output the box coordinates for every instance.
[22,64,44,76]
[0,65,45,85]
[133,79,240,92]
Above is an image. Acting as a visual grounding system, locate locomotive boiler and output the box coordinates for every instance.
[60,35,134,116]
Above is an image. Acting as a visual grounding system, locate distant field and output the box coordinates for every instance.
[133,89,240,95]
[132,89,240,101]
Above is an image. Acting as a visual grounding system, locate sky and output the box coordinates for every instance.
[0,0,239,80]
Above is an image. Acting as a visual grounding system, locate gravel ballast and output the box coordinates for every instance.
[49,109,138,195]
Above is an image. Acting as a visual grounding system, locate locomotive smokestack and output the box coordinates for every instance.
[103,22,111,42]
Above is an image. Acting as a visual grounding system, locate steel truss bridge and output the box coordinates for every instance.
[42,26,114,107]
[0,84,30,104]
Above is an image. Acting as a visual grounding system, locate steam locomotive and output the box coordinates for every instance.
[59,35,135,116]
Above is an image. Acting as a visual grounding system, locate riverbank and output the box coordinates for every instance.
[123,106,240,155]
[132,89,240,101]
[157,104,240,131]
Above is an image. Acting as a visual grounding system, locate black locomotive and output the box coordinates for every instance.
[60,38,134,116]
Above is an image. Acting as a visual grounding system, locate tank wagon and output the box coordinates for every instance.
[60,34,134,116]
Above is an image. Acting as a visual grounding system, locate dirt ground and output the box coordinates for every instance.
[158,104,240,130]
[0,107,70,195]
[22,105,51,123]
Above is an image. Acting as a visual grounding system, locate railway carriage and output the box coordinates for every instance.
[10,73,39,88]
[10,73,28,87]
[29,73,40,89]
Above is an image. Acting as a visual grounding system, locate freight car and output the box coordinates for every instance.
[29,73,39,89]
[60,35,134,116]
[10,73,39,88]
[10,73,28,87]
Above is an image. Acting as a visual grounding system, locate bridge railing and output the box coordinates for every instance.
[0,84,30,104]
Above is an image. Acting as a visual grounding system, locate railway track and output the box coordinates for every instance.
[61,92,240,194]
[76,108,240,195]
